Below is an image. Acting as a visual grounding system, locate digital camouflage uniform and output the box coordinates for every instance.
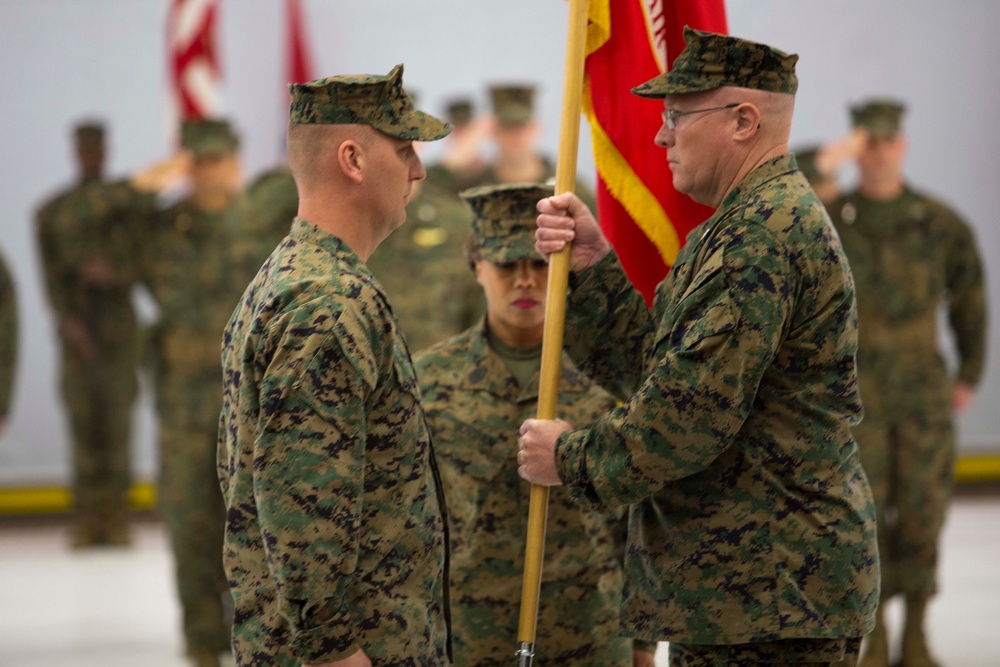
[0,250,17,423]
[550,29,879,666]
[142,198,250,658]
[366,177,485,353]
[217,65,453,666]
[139,119,261,661]
[482,85,599,212]
[36,171,146,542]
[558,153,877,663]
[829,177,986,603]
[414,184,631,666]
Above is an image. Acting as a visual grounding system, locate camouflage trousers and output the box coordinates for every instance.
[450,572,633,666]
[668,637,861,666]
[853,412,955,599]
[60,340,137,522]
[157,372,231,655]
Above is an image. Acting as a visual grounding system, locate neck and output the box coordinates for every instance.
[190,190,232,213]
[859,176,904,201]
[487,316,543,349]
[298,192,385,262]
[80,170,102,184]
[710,144,788,209]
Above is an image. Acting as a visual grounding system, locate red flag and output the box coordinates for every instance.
[167,0,222,120]
[285,0,316,86]
[584,0,727,303]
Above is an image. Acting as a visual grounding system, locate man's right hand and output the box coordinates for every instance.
[304,649,372,667]
[536,192,611,273]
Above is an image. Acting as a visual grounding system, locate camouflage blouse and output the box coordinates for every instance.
[416,321,632,666]
[218,218,449,666]
[828,187,987,419]
[555,155,880,646]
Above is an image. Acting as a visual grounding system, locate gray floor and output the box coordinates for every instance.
[1,496,998,667]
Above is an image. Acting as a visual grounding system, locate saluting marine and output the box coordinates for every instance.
[828,100,987,667]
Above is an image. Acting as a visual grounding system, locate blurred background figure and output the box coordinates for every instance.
[415,183,634,666]
[828,99,988,667]
[425,96,489,194]
[366,90,485,354]
[0,247,17,437]
[35,121,142,547]
[137,119,252,667]
[484,83,597,211]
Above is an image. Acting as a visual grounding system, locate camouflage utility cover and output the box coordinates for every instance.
[180,119,240,157]
[218,218,450,665]
[555,154,879,644]
[74,121,105,146]
[289,63,451,141]
[461,182,552,263]
[489,84,536,127]
[633,27,798,97]
[850,99,906,138]
[415,322,632,665]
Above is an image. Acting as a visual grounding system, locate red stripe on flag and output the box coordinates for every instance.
[584,0,726,304]
[168,0,221,120]
[286,0,316,85]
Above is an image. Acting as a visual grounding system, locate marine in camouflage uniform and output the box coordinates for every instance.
[521,29,879,667]
[218,64,452,666]
[424,98,488,195]
[481,84,598,212]
[140,120,251,667]
[35,122,142,546]
[415,184,632,666]
[827,100,987,667]
[0,249,17,432]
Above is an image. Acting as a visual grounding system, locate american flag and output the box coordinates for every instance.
[168,0,221,120]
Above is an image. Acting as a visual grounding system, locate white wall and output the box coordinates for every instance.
[1,0,997,484]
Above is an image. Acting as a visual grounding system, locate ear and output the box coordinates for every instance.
[338,140,365,184]
[473,259,486,286]
[733,103,762,141]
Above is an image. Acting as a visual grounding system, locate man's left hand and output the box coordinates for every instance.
[517,418,572,486]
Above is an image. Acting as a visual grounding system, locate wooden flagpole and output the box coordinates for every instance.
[515,0,589,664]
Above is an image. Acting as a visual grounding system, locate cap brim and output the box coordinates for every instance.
[631,72,716,99]
[379,109,452,141]
[479,239,542,264]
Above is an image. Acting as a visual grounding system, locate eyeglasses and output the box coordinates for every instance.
[662,103,741,130]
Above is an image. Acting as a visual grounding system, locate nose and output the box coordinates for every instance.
[513,261,537,287]
[654,122,673,149]
[411,152,427,182]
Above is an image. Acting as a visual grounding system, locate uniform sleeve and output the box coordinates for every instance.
[35,205,72,321]
[556,227,793,511]
[254,301,377,662]
[945,217,987,386]
[563,251,656,401]
[0,256,17,418]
